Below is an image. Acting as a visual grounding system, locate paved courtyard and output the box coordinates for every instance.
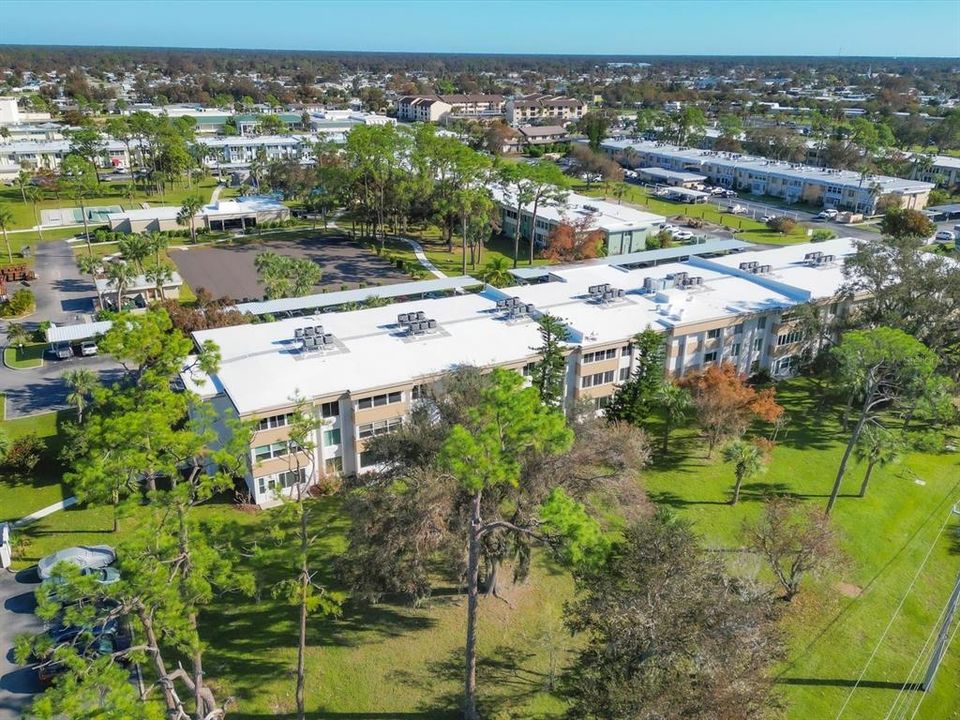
[169,233,410,301]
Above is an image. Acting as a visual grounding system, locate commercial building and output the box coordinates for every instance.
[602,139,934,214]
[181,237,862,506]
[505,94,586,127]
[106,196,289,234]
[491,186,665,256]
[396,94,505,123]
[95,270,184,310]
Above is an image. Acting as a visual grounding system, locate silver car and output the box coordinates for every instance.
[37,545,116,580]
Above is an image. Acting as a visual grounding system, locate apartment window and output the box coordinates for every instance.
[776,356,797,374]
[581,371,615,389]
[255,466,305,495]
[753,338,764,352]
[757,316,767,329]
[777,331,804,347]
[411,384,427,401]
[320,401,340,419]
[324,457,343,474]
[521,362,537,377]
[359,450,379,469]
[621,345,632,357]
[706,329,721,340]
[582,348,618,364]
[619,367,630,381]
[703,351,718,363]
[594,396,613,411]
[731,342,741,358]
[323,428,341,446]
[733,323,744,335]
[357,417,403,439]
[829,303,839,315]
[253,441,293,462]
[357,391,403,410]
[256,413,292,431]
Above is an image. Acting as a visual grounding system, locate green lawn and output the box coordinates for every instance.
[582,183,812,245]
[0,409,72,523]
[0,177,224,232]
[3,342,45,369]
[4,380,958,719]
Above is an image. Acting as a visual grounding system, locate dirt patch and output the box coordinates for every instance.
[837,581,863,598]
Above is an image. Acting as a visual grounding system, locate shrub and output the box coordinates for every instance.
[907,430,945,453]
[4,433,45,473]
[767,216,797,234]
[811,229,836,242]
[2,289,35,316]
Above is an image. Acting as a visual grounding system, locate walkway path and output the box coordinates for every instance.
[210,183,224,204]
[12,497,78,528]
[392,237,447,279]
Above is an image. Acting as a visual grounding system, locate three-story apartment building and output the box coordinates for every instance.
[183,238,862,507]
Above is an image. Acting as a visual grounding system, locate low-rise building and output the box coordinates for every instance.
[96,270,184,310]
[106,196,290,234]
[0,138,130,178]
[910,154,960,188]
[602,139,934,214]
[636,167,707,188]
[396,94,505,122]
[505,94,586,127]
[180,237,862,506]
[518,124,570,147]
[491,186,665,256]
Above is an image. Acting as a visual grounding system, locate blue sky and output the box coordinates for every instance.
[2,0,958,57]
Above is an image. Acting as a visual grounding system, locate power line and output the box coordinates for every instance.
[833,502,955,720]
[906,614,960,720]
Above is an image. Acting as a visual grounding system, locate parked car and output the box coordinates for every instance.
[721,189,738,198]
[42,566,121,604]
[817,209,839,220]
[38,546,116,580]
[760,214,775,224]
[934,229,957,242]
[37,620,131,687]
[51,342,73,360]
[727,204,748,215]
[710,187,726,196]
[673,230,694,241]
[79,340,98,356]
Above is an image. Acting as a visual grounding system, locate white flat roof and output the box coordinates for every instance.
[96,271,183,294]
[190,238,863,415]
[46,320,113,344]
[190,293,545,416]
[491,186,664,234]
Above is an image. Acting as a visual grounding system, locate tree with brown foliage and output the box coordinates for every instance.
[156,287,251,334]
[745,498,844,601]
[541,216,604,263]
[564,512,785,719]
[679,362,784,457]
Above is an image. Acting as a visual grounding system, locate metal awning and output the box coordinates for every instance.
[235,275,483,316]
[46,320,113,344]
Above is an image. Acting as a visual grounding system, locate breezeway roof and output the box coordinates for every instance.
[46,320,113,344]
[235,276,483,316]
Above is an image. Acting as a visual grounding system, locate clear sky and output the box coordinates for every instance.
[2,0,958,58]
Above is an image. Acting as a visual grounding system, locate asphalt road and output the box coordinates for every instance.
[1,239,123,420]
[0,568,42,720]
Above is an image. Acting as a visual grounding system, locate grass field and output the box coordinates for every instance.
[0,409,71,523]
[3,342,45,369]
[3,379,957,719]
[582,183,812,245]
[0,177,224,231]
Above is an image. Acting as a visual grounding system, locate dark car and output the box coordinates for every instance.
[36,619,131,687]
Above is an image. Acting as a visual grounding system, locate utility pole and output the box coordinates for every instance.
[921,503,960,693]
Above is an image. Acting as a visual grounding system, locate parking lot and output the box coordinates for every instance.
[169,232,411,301]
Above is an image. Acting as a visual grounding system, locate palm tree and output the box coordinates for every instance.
[853,424,903,498]
[722,440,768,506]
[144,261,174,301]
[481,256,513,288]
[118,234,151,273]
[0,204,13,263]
[177,194,205,243]
[64,368,98,424]
[6,322,31,357]
[105,261,135,310]
[656,382,693,453]
[25,185,44,242]
[145,230,169,266]
[75,253,101,289]
[15,169,32,204]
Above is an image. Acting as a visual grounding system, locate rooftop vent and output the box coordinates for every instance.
[496,296,535,319]
[397,311,438,335]
[642,276,669,294]
[588,283,626,304]
[295,324,336,352]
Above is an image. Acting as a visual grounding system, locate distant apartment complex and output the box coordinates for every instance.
[490,187,665,256]
[182,237,861,506]
[396,94,506,122]
[602,139,935,214]
[505,94,586,127]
